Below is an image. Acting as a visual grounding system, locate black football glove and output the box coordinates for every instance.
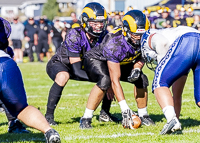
[127,68,141,83]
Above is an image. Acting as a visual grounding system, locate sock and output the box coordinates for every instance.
[119,100,130,112]
[83,108,94,118]
[162,106,176,123]
[46,82,64,117]
[138,107,148,117]
[101,95,111,114]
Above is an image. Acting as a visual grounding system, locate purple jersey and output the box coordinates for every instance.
[52,27,107,66]
[0,17,10,44]
[84,27,140,64]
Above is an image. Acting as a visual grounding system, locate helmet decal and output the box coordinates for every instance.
[81,2,108,37]
[145,17,150,30]
[82,7,96,19]
[122,15,137,33]
[104,9,107,19]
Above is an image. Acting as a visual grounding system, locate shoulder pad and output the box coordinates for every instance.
[110,27,122,35]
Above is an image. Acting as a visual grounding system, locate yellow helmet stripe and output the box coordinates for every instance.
[72,23,80,28]
[145,17,150,30]
[110,28,121,34]
[82,7,96,19]
[104,9,107,19]
[122,15,137,33]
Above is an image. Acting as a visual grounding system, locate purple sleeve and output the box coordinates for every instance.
[0,17,11,38]
[103,35,127,63]
[65,29,81,54]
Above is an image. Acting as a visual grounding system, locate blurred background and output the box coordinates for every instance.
[1,0,200,63]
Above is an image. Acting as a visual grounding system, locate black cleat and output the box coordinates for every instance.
[45,129,61,143]
[160,117,181,135]
[140,115,155,126]
[8,119,29,133]
[45,116,57,126]
[99,109,121,123]
[79,117,92,129]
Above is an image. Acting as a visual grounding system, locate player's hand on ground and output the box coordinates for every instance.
[106,87,115,101]
[127,68,141,83]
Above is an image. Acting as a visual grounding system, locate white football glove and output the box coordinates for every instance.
[122,109,137,129]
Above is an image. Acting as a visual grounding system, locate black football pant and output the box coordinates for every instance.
[45,59,112,118]
[0,99,16,122]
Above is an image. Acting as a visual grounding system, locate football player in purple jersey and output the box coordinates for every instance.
[80,10,155,129]
[45,2,120,126]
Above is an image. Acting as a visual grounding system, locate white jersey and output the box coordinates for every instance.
[149,26,200,47]
[141,26,200,70]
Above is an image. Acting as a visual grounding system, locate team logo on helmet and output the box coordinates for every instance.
[81,2,108,37]
[122,10,149,36]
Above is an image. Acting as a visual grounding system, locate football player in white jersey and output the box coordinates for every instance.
[140,26,200,134]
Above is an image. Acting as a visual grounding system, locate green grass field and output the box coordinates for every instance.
[0,60,199,143]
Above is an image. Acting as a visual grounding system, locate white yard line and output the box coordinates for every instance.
[64,132,154,140]
[64,129,200,140]
[183,129,200,133]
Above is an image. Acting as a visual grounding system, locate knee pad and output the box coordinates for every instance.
[133,73,149,88]
[97,75,111,91]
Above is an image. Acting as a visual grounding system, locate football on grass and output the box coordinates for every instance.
[129,115,141,129]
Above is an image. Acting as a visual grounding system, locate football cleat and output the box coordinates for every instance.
[0,107,4,113]
[45,115,57,126]
[160,117,181,135]
[122,109,137,129]
[8,119,29,133]
[99,109,121,123]
[44,129,61,143]
[79,117,92,129]
[140,115,155,126]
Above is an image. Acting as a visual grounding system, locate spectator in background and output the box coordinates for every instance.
[127,6,134,11]
[154,7,173,29]
[34,16,51,62]
[192,15,200,31]
[143,9,157,29]
[9,16,24,63]
[180,6,188,19]
[186,7,194,27]
[70,12,81,28]
[119,11,125,20]
[107,12,115,31]
[172,9,187,27]
[51,19,63,51]
[107,11,122,29]
[24,17,37,62]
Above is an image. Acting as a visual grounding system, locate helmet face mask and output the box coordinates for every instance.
[81,2,108,37]
[88,21,105,34]
[122,10,150,47]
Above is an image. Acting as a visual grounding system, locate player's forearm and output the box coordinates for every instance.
[134,58,145,69]
[71,61,89,81]
[48,34,52,44]
[111,80,125,102]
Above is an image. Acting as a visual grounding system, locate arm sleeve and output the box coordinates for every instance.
[71,61,89,81]
[151,33,169,63]
[65,29,81,54]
